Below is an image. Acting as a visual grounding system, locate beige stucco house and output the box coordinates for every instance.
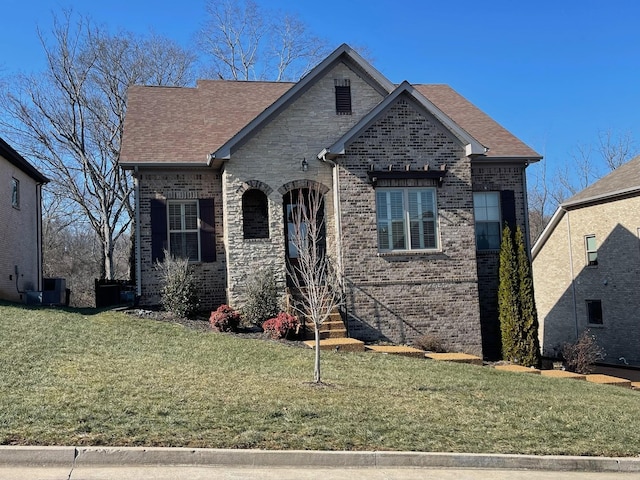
[121,44,541,358]
[532,155,640,366]
[0,137,48,303]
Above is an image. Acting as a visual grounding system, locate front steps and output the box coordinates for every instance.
[301,310,365,352]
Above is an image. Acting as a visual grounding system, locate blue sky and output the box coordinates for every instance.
[2,0,640,179]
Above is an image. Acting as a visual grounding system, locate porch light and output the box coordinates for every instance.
[301,157,309,172]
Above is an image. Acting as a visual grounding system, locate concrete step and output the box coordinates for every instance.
[585,374,632,388]
[540,370,586,380]
[425,353,483,365]
[319,320,346,331]
[365,345,425,358]
[303,338,365,352]
[494,364,541,374]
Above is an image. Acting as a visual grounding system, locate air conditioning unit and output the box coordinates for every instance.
[43,278,66,305]
[25,291,42,305]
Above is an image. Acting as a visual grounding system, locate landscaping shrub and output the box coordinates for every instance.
[262,312,300,339]
[562,330,605,374]
[209,304,241,332]
[156,251,199,318]
[242,267,280,326]
[413,334,446,353]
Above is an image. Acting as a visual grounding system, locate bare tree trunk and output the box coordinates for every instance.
[287,188,341,384]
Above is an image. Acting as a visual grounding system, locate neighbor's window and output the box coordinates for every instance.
[168,200,200,261]
[11,177,19,208]
[242,189,269,239]
[585,235,598,266]
[473,192,501,250]
[376,188,438,251]
[335,78,351,115]
[586,299,603,325]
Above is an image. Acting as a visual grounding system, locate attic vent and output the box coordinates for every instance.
[334,78,352,115]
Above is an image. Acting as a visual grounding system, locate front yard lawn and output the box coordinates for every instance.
[1,302,639,456]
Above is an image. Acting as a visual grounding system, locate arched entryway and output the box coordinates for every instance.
[283,187,326,287]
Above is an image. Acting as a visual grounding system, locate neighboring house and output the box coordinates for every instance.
[0,136,48,303]
[121,44,541,358]
[532,155,640,366]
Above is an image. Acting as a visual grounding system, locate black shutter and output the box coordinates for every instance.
[199,198,216,262]
[500,190,517,231]
[150,199,167,263]
[335,79,351,115]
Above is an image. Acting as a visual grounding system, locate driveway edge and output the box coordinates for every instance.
[1,446,639,472]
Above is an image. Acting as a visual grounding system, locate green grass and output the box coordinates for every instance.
[0,302,639,456]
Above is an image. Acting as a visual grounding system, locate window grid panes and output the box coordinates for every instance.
[473,192,501,250]
[168,201,200,261]
[377,188,438,251]
[585,235,598,266]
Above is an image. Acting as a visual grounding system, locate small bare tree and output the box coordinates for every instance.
[287,189,341,384]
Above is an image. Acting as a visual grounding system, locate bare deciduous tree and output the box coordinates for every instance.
[199,0,329,81]
[528,129,638,243]
[287,189,341,384]
[0,11,195,280]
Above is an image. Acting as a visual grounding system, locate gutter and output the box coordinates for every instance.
[134,167,142,298]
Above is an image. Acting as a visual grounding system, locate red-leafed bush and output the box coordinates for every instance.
[262,312,300,340]
[209,304,241,332]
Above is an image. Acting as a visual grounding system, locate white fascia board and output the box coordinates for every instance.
[531,206,565,260]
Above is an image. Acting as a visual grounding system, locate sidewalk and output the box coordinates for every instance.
[1,446,640,479]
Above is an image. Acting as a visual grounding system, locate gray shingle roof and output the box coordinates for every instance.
[562,154,640,208]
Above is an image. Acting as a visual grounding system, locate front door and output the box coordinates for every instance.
[284,188,325,287]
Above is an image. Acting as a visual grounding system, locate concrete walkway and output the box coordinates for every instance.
[1,446,640,479]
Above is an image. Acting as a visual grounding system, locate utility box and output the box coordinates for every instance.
[43,278,66,305]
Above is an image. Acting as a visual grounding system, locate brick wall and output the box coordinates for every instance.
[0,158,41,302]
[471,162,528,359]
[136,168,226,309]
[338,97,483,355]
[533,196,640,364]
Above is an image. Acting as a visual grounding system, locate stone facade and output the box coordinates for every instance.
[533,196,640,365]
[221,61,384,307]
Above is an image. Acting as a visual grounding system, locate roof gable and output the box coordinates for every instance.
[319,81,486,160]
[210,44,396,162]
[0,136,48,183]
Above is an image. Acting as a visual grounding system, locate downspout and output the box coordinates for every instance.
[134,166,142,298]
[36,182,44,292]
[565,210,579,340]
[522,164,532,257]
[320,154,343,279]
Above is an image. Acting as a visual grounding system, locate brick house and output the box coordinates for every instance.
[532,155,640,366]
[0,136,48,303]
[121,44,541,358]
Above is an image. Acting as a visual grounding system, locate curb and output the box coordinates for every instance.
[1,446,639,472]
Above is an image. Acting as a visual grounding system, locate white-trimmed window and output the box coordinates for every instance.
[585,235,598,266]
[473,192,501,250]
[11,177,19,209]
[376,188,438,251]
[168,200,200,261]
